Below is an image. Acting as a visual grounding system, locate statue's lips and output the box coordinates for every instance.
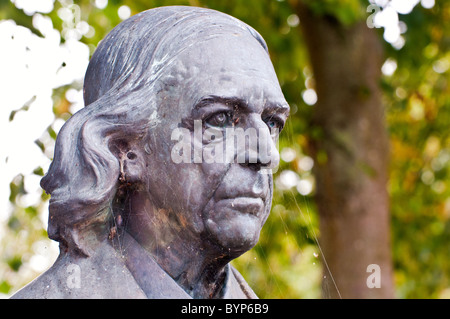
[215,197,264,216]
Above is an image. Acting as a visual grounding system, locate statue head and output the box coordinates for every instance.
[41,6,289,260]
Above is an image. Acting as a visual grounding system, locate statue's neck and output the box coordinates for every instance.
[113,189,237,298]
[115,228,230,298]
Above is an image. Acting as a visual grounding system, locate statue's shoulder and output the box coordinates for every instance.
[10,241,146,299]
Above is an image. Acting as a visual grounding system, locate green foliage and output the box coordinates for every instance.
[382,1,450,298]
[302,0,368,26]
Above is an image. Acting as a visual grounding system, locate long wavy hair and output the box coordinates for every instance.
[40,6,269,256]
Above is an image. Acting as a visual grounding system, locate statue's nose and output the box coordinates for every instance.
[236,114,280,171]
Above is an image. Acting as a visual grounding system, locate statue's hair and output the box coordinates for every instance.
[40,6,269,255]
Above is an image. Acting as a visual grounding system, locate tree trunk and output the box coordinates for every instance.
[293,2,395,298]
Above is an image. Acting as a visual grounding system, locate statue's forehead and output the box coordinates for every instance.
[158,36,278,95]
[161,33,268,72]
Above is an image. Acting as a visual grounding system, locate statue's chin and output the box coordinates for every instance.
[204,213,262,256]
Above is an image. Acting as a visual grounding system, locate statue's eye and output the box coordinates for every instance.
[205,111,233,128]
[264,116,284,131]
[266,120,277,129]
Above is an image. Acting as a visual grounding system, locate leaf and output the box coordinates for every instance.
[8,96,36,122]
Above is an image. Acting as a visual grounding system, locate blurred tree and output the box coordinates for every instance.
[1,0,449,299]
[293,0,394,298]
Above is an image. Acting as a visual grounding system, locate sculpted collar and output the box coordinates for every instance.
[119,231,257,299]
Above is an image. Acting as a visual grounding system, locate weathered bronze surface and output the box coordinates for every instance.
[12,6,289,299]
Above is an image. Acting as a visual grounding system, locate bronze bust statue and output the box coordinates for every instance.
[12,6,289,299]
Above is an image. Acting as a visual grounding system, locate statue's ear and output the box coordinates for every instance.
[109,138,147,185]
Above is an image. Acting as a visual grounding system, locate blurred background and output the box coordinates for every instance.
[0,0,449,299]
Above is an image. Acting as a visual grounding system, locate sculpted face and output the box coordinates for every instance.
[139,34,289,256]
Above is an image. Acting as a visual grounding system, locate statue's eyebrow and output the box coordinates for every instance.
[263,103,290,117]
[194,95,290,116]
[193,95,247,111]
